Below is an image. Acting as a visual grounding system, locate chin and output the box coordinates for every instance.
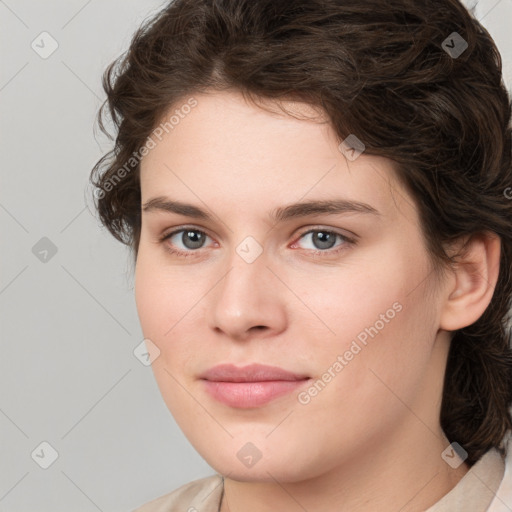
[212,463,293,483]
[203,448,316,483]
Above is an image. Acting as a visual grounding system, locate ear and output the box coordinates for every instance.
[439,232,501,331]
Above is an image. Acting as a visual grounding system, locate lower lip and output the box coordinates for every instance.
[202,379,310,408]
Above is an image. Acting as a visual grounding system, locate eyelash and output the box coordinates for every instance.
[158,226,356,259]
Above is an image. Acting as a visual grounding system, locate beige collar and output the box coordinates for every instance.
[425,448,505,512]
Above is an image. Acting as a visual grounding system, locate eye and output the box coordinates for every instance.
[291,228,355,254]
[159,227,214,257]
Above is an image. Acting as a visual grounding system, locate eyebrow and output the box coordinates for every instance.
[142,196,380,223]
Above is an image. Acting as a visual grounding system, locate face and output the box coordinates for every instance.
[135,90,450,483]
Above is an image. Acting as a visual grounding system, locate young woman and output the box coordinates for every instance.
[90,0,512,510]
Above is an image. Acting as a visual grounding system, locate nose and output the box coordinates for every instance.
[207,245,287,342]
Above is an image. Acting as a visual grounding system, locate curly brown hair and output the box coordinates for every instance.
[89,0,512,466]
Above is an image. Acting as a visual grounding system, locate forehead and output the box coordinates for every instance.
[139,90,411,223]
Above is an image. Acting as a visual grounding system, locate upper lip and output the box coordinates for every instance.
[200,363,309,382]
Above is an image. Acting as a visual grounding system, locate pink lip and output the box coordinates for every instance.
[200,364,310,408]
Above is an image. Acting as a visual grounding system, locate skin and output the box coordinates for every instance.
[135,89,501,511]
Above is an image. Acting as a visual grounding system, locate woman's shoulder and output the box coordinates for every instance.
[132,474,224,512]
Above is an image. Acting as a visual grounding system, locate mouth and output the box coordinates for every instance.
[199,363,311,408]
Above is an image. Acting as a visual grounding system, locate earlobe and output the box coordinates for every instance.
[439,232,501,332]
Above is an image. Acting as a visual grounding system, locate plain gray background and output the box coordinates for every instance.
[1,1,512,511]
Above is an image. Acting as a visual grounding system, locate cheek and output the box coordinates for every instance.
[295,294,434,448]
[296,242,435,386]
[135,247,184,329]
[134,252,182,351]
[134,258,193,411]
[290,258,409,345]
[134,253,206,372]
[134,259,163,337]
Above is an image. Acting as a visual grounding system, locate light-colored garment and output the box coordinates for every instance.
[426,448,505,511]
[133,474,223,512]
[485,433,512,512]
[133,448,506,512]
